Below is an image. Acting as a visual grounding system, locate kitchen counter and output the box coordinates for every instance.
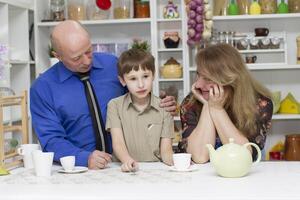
[0,161,299,200]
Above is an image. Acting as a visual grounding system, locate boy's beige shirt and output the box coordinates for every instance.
[106,93,174,162]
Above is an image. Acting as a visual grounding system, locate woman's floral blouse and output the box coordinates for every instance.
[178,92,273,158]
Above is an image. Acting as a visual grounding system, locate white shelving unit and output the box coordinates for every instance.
[185,1,300,157]
[0,0,33,142]
[34,0,300,152]
[34,0,187,146]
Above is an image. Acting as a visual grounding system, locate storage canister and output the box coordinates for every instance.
[259,0,277,14]
[289,0,300,13]
[114,0,132,19]
[134,0,150,18]
[68,0,86,20]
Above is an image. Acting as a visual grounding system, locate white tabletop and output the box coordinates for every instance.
[0,161,299,200]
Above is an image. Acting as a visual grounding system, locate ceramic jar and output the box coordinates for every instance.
[161,57,182,79]
[163,32,180,48]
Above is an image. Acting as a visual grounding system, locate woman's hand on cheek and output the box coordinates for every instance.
[208,84,226,109]
[191,83,207,104]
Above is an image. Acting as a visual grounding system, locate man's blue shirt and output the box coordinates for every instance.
[30,53,126,166]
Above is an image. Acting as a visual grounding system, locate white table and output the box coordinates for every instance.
[0,161,299,200]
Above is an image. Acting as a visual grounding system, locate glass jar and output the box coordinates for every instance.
[236,0,250,15]
[51,0,65,21]
[86,0,110,20]
[259,0,277,14]
[289,0,300,13]
[134,0,150,18]
[113,0,132,19]
[68,0,86,20]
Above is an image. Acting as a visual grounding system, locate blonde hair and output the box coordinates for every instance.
[195,43,271,136]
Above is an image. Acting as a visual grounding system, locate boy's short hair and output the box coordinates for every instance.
[117,49,155,77]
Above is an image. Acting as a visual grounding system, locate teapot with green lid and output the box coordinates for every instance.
[206,138,261,178]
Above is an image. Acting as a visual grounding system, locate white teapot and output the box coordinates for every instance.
[206,138,261,178]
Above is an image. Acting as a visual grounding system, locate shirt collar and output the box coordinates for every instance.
[58,53,104,83]
[124,92,160,112]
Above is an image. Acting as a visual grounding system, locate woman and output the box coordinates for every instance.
[179,43,273,163]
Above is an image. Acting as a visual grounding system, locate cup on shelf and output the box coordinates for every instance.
[17,144,40,169]
[270,37,281,49]
[255,28,269,37]
[236,38,249,50]
[32,150,54,177]
[245,55,257,63]
[259,37,271,49]
[60,156,75,172]
[173,153,191,170]
[249,37,260,49]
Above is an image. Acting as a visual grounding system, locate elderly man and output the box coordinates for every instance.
[30,20,176,170]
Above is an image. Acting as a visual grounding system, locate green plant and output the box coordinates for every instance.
[131,39,150,51]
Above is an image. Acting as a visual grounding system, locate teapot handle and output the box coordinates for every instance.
[243,142,261,164]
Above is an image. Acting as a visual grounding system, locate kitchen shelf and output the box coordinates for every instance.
[239,49,285,54]
[157,18,182,22]
[159,78,183,82]
[37,18,152,27]
[272,114,300,120]
[190,64,300,71]
[158,48,183,52]
[213,13,300,21]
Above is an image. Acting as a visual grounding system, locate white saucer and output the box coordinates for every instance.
[58,166,88,174]
[169,165,198,172]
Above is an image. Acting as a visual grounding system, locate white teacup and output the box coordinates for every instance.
[173,153,191,170]
[17,144,40,169]
[32,150,54,177]
[60,156,75,172]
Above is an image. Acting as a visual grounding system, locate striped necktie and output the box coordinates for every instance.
[77,72,109,152]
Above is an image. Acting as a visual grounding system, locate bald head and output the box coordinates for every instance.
[51,20,90,55]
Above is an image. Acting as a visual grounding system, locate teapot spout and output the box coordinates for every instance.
[206,144,217,162]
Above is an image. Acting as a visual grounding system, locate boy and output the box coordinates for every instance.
[106,49,174,172]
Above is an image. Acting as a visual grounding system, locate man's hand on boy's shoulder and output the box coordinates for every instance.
[160,95,177,116]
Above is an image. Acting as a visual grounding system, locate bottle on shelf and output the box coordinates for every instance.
[250,0,261,15]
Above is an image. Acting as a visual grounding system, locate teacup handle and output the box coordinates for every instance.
[253,56,257,62]
[265,29,269,35]
[243,142,261,164]
[17,148,24,155]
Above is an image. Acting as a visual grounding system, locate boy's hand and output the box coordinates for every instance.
[121,159,139,172]
[159,95,177,116]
